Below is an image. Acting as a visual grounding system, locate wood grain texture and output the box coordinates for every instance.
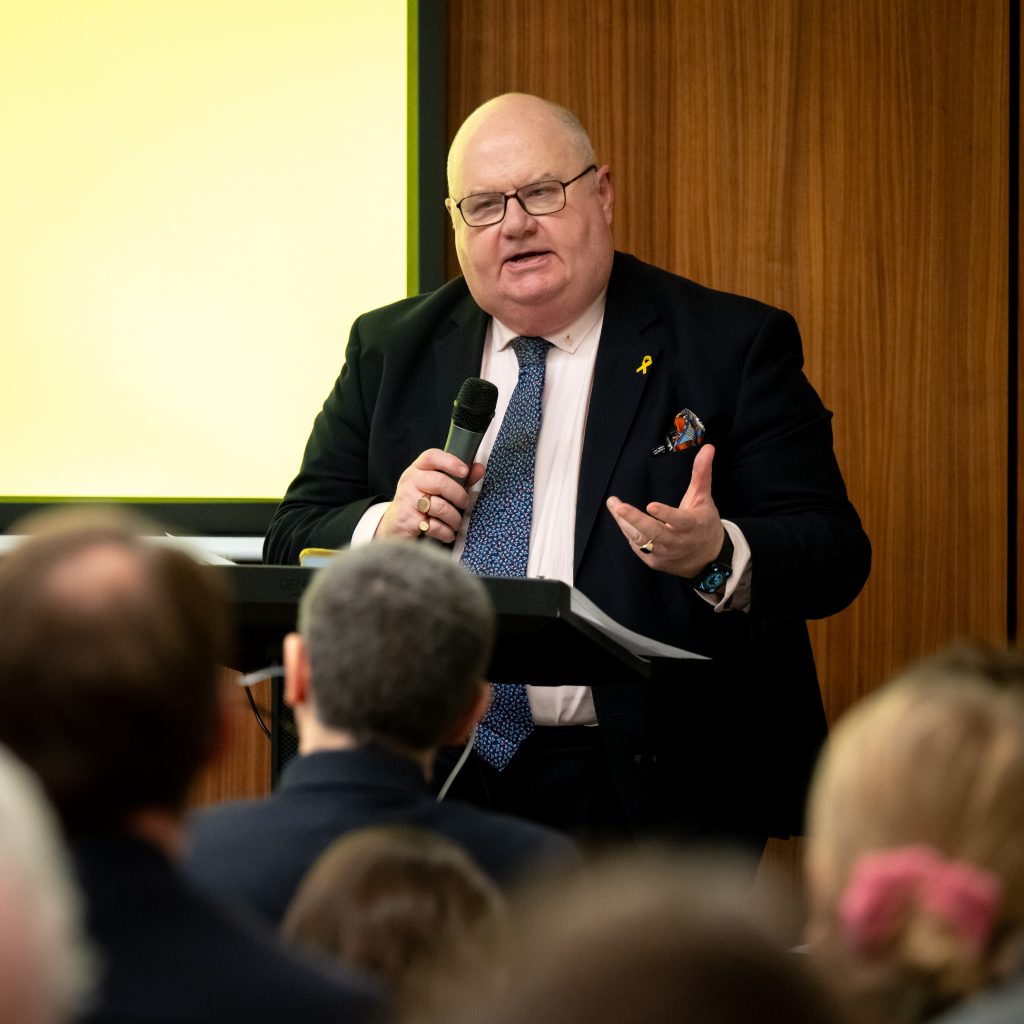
[446,0,1011,723]
[187,671,271,808]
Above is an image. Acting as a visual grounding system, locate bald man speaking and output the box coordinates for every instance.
[265,94,870,849]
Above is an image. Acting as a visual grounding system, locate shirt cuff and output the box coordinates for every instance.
[697,519,752,613]
[351,502,390,547]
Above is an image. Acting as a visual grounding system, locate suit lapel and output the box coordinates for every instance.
[574,262,661,574]
[432,292,489,445]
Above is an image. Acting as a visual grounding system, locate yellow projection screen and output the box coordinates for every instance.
[1,2,430,513]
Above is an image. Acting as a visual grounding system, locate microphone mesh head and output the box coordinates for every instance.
[453,378,498,432]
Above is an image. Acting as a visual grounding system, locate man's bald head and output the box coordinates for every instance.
[446,94,596,197]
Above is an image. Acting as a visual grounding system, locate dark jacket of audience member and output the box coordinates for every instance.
[0,511,378,1024]
[185,541,579,926]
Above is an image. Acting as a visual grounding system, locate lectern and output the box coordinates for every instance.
[215,565,652,780]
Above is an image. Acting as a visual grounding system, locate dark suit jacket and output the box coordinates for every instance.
[71,833,378,1024]
[264,253,871,839]
[183,746,581,927]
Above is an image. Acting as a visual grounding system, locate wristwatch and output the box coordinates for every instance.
[688,529,734,595]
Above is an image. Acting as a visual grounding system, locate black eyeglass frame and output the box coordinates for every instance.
[451,164,598,227]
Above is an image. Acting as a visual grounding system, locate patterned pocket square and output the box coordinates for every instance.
[651,408,705,455]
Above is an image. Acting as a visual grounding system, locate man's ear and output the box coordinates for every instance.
[442,681,492,746]
[283,632,311,709]
[596,164,614,226]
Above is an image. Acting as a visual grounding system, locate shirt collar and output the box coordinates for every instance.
[491,290,607,355]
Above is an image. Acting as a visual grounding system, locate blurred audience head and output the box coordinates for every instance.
[282,825,506,1020]
[288,540,495,756]
[0,743,94,1024]
[805,644,1024,1023]
[429,846,849,1024]
[0,508,229,831]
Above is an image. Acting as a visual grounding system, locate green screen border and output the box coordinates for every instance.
[411,0,447,294]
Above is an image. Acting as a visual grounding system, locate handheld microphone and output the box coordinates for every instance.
[444,377,498,481]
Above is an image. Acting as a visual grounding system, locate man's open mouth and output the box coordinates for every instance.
[506,250,549,263]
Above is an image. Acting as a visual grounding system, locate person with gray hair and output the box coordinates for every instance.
[0,744,93,1024]
[295,537,496,754]
[185,540,579,927]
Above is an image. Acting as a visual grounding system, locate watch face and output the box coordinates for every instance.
[702,571,727,592]
[698,564,732,594]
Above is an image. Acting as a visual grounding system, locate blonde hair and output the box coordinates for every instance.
[805,647,1024,1021]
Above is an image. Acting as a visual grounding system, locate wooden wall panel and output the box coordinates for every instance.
[446,0,1011,725]
[188,672,271,808]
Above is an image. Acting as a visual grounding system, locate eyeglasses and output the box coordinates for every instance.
[237,665,284,687]
[452,165,598,227]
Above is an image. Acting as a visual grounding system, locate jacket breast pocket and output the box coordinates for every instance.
[646,447,699,505]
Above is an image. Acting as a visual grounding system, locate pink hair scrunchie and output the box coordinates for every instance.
[840,846,1002,956]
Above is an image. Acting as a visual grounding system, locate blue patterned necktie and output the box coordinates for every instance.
[462,335,552,770]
